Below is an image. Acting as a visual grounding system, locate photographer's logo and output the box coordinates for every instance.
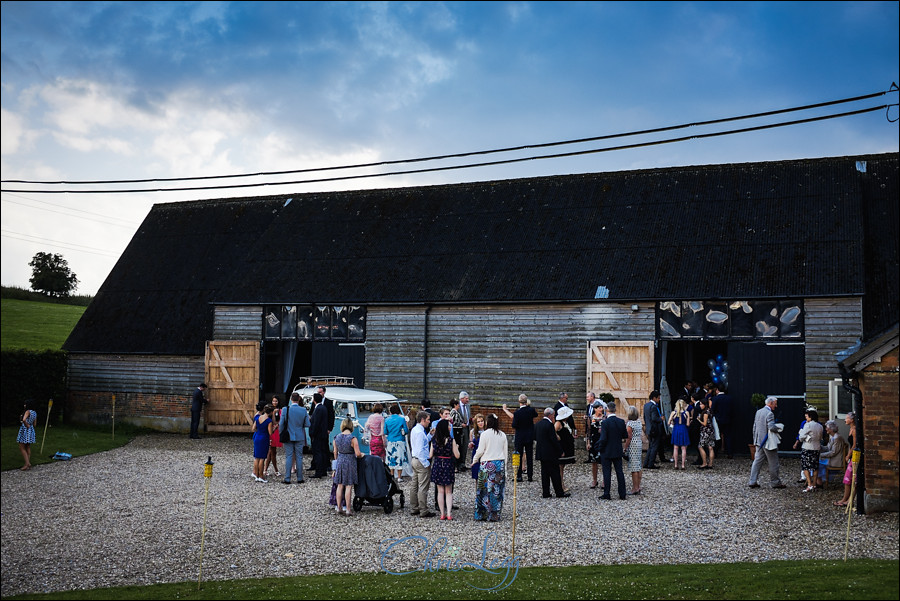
[380,533,520,591]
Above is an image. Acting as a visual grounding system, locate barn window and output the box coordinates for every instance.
[657,300,804,341]
[264,305,366,341]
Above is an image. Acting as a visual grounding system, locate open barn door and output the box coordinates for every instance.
[205,340,260,431]
[587,341,655,419]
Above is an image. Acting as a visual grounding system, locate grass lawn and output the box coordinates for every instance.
[2,559,896,600]
[1,424,145,472]
[1,298,85,350]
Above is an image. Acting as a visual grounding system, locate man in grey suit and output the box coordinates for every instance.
[280,392,311,484]
[748,396,786,489]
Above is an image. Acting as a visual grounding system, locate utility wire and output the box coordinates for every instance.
[1,231,121,257]
[0,197,139,227]
[1,192,142,224]
[1,103,893,195]
[2,88,895,188]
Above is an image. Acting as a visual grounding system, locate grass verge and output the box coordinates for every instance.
[1,424,147,471]
[2,559,897,600]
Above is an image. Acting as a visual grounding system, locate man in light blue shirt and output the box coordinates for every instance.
[409,411,435,517]
[280,392,310,484]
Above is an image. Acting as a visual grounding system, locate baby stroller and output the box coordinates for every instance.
[353,455,405,514]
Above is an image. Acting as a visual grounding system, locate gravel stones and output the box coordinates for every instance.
[2,434,897,596]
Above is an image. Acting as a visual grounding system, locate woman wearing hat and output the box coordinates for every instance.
[555,406,576,494]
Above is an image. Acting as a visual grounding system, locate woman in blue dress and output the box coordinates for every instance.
[668,399,691,470]
[430,419,460,520]
[251,404,274,482]
[333,418,364,516]
[17,400,37,471]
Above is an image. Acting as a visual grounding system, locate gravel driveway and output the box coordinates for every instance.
[2,433,897,596]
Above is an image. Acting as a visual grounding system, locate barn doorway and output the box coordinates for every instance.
[262,340,365,400]
[663,340,805,454]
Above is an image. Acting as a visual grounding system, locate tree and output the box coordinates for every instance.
[28,252,79,298]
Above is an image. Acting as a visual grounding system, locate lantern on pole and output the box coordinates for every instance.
[40,399,53,454]
[511,452,520,557]
[198,456,214,589]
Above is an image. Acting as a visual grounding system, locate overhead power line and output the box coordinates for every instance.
[1,230,122,257]
[1,88,897,195]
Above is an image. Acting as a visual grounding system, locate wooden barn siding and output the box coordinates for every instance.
[213,305,262,340]
[365,303,655,405]
[68,354,205,395]
[804,297,863,406]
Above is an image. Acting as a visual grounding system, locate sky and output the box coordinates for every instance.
[2,1,898,295]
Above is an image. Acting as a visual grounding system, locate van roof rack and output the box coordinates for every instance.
[296,376,356,388]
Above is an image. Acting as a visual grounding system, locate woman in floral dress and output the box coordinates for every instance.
[473,414,508,522]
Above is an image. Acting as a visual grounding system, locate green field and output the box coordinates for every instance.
[0,298,85,350]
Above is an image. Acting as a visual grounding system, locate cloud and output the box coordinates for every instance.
[1,108,25,154]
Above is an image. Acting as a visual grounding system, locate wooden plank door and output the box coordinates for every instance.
[205,340,260,431]
[587,341,655,420]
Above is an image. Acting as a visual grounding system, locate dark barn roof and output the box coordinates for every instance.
[64,153,898,355]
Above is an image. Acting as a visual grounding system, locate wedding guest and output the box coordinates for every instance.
[625,405,643,495]
[696,398,715,469]
[251,404,275,483]
[555,406,576,494]
[502,394,538,482]
[668,399,691,470]
[816,420,846,487]
[16,400,37,471]
[834,412,858,507]
[365,403,387,460]
[473,414,509,521]
[333,418,365,516]
[586,402,605,489]
[384,404,410,482]
[430,419,460,520]
[795,408,823,493]
[265,395,282,478]
[469,414,486,480]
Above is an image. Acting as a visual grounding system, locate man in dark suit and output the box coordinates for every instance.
[643,390,664,468]
[318,386,335,429]
[553,392,577,437]
[502,394,538,482]
[711,384,735,458]
[189,383,208,439]
[535,407,568,498]
[309,394,330,478]
[598,401,628,500]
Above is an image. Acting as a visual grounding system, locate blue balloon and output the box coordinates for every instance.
[715,365,723,373]
[712,376,720,383]
[717,355,724,362]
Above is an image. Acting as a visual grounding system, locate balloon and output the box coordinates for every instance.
[715,365,723,373]
[707,359,716,369]
[722,361,729,371]
[712,375,720,383]
[717,355,724,362]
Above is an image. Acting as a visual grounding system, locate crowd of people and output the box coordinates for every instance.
[226,379,858,520]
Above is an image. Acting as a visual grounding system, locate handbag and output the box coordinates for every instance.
[279,406,291,443]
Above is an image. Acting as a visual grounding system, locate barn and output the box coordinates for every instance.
[63,153,898,471]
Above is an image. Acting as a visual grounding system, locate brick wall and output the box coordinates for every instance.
[859,346,899,512]
[67,390,192,430]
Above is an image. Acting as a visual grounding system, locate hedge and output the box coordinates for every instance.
[1,349,67,426]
